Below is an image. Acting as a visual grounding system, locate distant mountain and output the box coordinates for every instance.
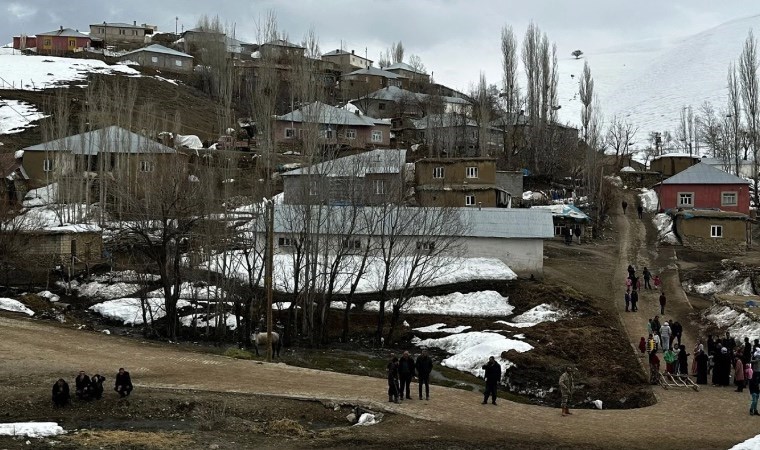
[556,14,760,137]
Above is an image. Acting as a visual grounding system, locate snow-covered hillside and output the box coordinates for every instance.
[556,14,760,138]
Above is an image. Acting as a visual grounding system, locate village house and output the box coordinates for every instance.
[700,156,754,179]
[89,21,156,49]
[531,204,591,240]
[268,204,554,277]
[119,44,193,73]
[350,86,471,120]
[672,209,753,253]
[253,39,306,61]
[13,27,99,54]
[18,126,177,199]
[412,113,500,157]
[1,152,29,205]
[414,157,510,208]
[281,149,406,205]
[182,27,255,59]
[649,153,701,177]
[383,61,430,85]
[495,170,524,203]
[321,49,372,73]
[654,162,750,215]
[274,101,391,150]
[340,67,406,101]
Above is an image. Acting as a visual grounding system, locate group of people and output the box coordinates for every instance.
[624,265,662,313]
[386,350,433,403]
[52,368,133,407]
[621,200,645,219]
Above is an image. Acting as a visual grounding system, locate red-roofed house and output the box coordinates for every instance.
[655,163,750,215]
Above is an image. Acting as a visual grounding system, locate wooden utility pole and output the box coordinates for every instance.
[265,198,274,362]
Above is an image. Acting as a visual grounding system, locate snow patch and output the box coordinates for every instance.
[413,323,472,334]
[653,213,678,244]
[89,298,191,325]
[703,304,760,341]
[180,314,238,330]
[0,422,65,438]
[22,183,58,207]
[78,282,139,301]
[354,413,380,426]
[37,290,60,302]
[358,291,513,317]
[683,270,754,296]
[638,188,659,213]
[0,99,47,134]
[0,298,34,316]
[509,304,567,326]
[0,53,140,91]
[731,433,760,450]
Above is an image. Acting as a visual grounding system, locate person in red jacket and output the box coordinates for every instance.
[639,337,647,356]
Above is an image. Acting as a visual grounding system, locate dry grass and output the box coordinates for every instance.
[266,418,310,437]
[195,401,229,431]
[63,430,193,449]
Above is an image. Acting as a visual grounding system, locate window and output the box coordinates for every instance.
[44,38,51,46]
[68,39,76,47]
[465,195,476,206]
[371,130,383,142]
[374,179,385,195]
[378,102,386,111]
[43,159,54,172]
[345,129,357,139]
[278,237,295,247]
[722,191,737,206]
[175,59,183,67]
[151,56,159,63]
[132,30,139,36]
[343,239,361,249]
[711,225,723,238]
[433,167,444,179]
[119,29,126,35]
[416,241,435,251]
[139,160,155,172]
[285,128,296,138]
[99,28,104,34]
[309,180,318,196]
[678,192,693,207]
[466,166,479,178]
[321,129,334,139]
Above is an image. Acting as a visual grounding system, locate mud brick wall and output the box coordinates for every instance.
[680,234,746,253]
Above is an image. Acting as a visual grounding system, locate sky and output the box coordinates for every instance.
[1,0,757,92]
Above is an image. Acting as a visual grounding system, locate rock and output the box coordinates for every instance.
[333,404,340,411]
[592,399,603,409]
[346,413,356,423]
[209,444,220,449]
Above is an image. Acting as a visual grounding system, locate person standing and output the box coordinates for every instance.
[639,337,647,356]
[398,351,416,401]
[559,366,575,416]
[387,355,400,403]
[659,292,667,315]
[643,267,652,289]
[744,338,753,365]
[652,316,661,337]
[647,334,657,353]
[627,264,635,279]
[649,350,661,385]
[660,321,672,352]
[677,345,690,376]
[630,289,639,312]
[736,356,746,392]
[663,347,677,374]
[114,368,133,398]
[653,275,662,289]
[624,289,631,312]
[482,356,501,405]
[622,200,628,215]
[671,321,683,346]
[750,372,760,415]
[696,348,709,385]
[637,204,644,219]
[574,224,582,244]
[75,371,91,400]
[52,378,70,407]
[415,350,433,400]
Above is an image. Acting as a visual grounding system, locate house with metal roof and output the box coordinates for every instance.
[181,27,255,58]
[383,61,430,84]
[411,113,502,157]
[350,86,471,119]
[649,152,701,177]
[13,27,100,54]
[280,149,406,206]
[655,162,751,214]
[118,44,193,73]
[341,66,408,100]
[264,204,553,276]
[322,49,372,72]
[89,21,156,48]
[274,101,391,149]
[19,126,176,188]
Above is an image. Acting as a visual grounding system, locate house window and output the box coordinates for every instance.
[343,239,361,249]
[139,160,155,172]
[321,129,334,139]
[374,179,385,195]
[711,225,723,238]
[345,129,357,139]
[278,237,295,247]
[99,28,104,34]
[43,159,54,172]
[371,130,383,142]
[151,56,159,63]
[678,192,693,207]
[465,195,476,206]
[285,128,296,138]
[132,30,139,36]
[378,103,386,111]
[722,192,737,206]
[175,59,183,67]
[309,180,318,196]
[416,241,435,251]
[44,38,51,46]
[68,39,76,47]
[119,29,126,35]
[466,166,479,178]
[433,167,444,179]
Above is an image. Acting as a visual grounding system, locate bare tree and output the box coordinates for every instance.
[606,116,638,168]
[572,50,583,59]
[739,30,760,205]
[391,41,404,64]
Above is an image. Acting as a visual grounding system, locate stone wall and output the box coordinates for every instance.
[680,234,746,253]
[619,171,662,189]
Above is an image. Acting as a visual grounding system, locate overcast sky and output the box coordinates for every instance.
[2,0,757,91]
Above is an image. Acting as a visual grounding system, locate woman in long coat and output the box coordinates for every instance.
[677,345,689,376]
[649,350,661,385]
[696,349,709,384]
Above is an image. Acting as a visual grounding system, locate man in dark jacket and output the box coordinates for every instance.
[642,267,652,289]
[90,374,105,400]
[415,350,434,400]
[630,290,638,312]
[482,356,502,405]
[659,292,667,315]
[114,368,133,398]
[75,371,91,400]
[386,355,400,403]
[671,321,683,346]
[398,351,416,400]
[52,378,70,407]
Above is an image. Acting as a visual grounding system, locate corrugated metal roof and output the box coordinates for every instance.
[277,101,385,127]
[356,86,469,105]
[121,44,192,59]
[22,126,176,155]
[662,162,749,185]
[384,62,426,74]
[281,149,406,177]
[345,67,405,79]
[531,204,590,221]
[269,205,554,239]
[36,28,91,38]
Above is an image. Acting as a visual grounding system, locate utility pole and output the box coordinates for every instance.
[264,197,274,362]
[175,16,178,35]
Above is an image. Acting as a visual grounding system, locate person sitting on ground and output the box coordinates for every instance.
[52,378,70,407]
[114,368,133,398]
[90,374,105,400]
[75,371,91,400]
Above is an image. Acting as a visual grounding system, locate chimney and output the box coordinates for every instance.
[351,49,354,54]
[133,20,137,26]
[60,26,63,31]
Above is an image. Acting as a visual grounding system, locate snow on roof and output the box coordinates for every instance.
[651,152,700,161]
[345,66,405,79]
[276,101,387,127]
[620,166,636,172]
[531,204,591,221]
[36,28,91,38]
[384,61,427,74]
[91,22,151,29]
[121,44,192,59]
[22,125,176,155]
[662,162,749,185]
[282,149,406,177]
[357,86,470,106]
[322,49,372,61]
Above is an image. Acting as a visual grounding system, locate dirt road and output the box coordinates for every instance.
[0,194,757,448]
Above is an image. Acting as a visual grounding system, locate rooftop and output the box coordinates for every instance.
[651,152,701,161]
[121,44,192,59]
[91,22,151,29]
[281,149,406,177]
[531,204,590,222]
[345,67,405,79]
[276,101,390,127]
[22,126,176,155]
[673,209,750,220]
[661,162,749,185]
[322,49,372,61]
[355,86,470,106]
[36,28,92,39]
[384,61,427,74]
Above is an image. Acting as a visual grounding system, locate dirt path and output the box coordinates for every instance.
[0,195,758,448]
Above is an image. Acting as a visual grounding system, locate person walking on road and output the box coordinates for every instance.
[482,356,501,405]
[559,366,575,416]
[660,321,672,352]
[622,200,628,214]
[630,289,639,312]
[643,267,652,289]
[415,350,433,400]
[387,355,400,403]
[625,289,631,312]
[659,292,667,315]
[398,351,416,401]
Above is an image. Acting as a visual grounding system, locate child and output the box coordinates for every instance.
[639,337,647,356]
[653,275,662,289]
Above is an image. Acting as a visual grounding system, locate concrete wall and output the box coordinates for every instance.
[650,157,699,177]
[120,50,193,73]
[90,25,148,45]
[282,172,402,205]
[657,183,750,214]
[273,121,390,148]
[416,158,496,185]
[417,189,496,207]
[675,217,748,253]
[495,171,523,197]
[463,237,544,277]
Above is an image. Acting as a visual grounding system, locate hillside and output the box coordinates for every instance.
[556,14,760,139]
